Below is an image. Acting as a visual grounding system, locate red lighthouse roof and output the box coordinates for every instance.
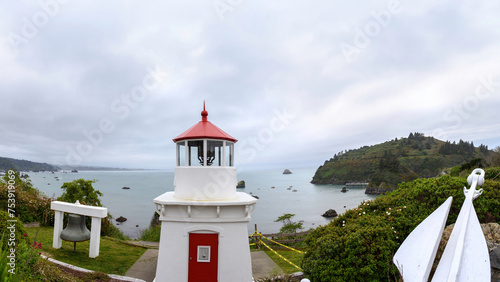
[172,103,237,143]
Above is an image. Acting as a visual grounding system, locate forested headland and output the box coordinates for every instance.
[0,156,59,171]
[311,132,499,192]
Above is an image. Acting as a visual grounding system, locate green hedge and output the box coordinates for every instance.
[302,175,500,281]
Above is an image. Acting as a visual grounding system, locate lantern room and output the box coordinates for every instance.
[173,105,236,167]
[174,139,234,167]
[171,104,238,201]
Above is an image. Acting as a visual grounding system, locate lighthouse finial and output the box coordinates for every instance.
[201,101,208,121]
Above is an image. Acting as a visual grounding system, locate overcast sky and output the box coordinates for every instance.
[1,0,500,170]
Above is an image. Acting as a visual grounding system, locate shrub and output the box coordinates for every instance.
[303,214,399,281]
[450,165,461,177]
[140,225,161,242]
[302,175,500,281]
[101,215,127,240]
[0,181,54,226]
[139,213,161,242]
[485,167,500,180]
[1,235,40,281]
[1,224,49,281]
[1,230,82,281]
[0,211,30,251]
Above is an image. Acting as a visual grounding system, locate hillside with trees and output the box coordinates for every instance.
[0,156,59,171]
[311,133,498,191]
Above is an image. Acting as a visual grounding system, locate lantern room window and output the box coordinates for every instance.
[176,139,234,167]
[188,140,204,166]
[177,141,186,166]
[224,142,234,167]
[207,140,223,166]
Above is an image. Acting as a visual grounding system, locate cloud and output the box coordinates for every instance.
[0,0,499,169]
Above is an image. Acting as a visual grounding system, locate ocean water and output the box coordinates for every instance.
[28,168,377,238]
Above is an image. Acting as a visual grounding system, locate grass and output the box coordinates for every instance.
[26,227,147,276]
[263,249,303,274]
[139,225,161,242]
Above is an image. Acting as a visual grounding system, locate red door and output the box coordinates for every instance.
[188,233,219,282]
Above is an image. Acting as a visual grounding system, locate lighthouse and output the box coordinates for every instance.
[153,103,257,282]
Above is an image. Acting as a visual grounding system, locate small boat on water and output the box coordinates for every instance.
[271,186,275,189]
[287,187,291,190]
[292,189,297,192]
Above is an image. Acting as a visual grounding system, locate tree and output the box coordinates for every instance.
[493,146,500,166]
[57,179,102,206]
[56,179,126,238]
[275,213,303,234]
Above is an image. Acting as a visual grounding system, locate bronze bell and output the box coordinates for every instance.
[60,214,91,251]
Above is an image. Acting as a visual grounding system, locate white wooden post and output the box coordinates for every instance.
[53,210,64,249]
[89,217,102,258]
[50,201,108,258]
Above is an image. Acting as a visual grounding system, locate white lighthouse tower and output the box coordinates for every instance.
[153,103,257,282]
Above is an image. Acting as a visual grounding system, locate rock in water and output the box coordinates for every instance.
[283,169,292,174]
[122,186,130,189]
[236,180,245,188]
[116,216,127,223]
[322,209,338,218]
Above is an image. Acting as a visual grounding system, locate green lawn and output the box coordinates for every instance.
[26,227,146,276]
[263,249,304,274]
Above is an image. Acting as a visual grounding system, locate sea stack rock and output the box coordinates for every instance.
[116,216,127,223]
[283,169,292,174]
[236,180,246,188]
[322,209,338,218]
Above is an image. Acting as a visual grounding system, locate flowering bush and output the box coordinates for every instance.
[1,227,79,281]
[0,183,54,226]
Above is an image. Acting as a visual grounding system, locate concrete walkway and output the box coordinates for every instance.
[124,242,283,281]
[251,251,284,279]
[125,249,158,282]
